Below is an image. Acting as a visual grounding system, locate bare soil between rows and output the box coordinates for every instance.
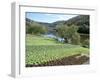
[26,54,89,67]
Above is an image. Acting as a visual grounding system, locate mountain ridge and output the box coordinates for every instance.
[26,15,89,34]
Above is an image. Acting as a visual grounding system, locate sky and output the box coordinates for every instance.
[26,12,78,23]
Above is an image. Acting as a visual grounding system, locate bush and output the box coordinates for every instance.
[82,39,89,48]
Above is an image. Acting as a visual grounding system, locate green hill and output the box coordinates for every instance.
[26,15,89,34]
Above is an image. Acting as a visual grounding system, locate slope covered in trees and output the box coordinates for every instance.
[53,15,89,34]
[26,15,89,34]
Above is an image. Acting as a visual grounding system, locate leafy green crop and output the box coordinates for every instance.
[25,35,89,65]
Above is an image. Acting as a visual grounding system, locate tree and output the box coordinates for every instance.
[56,24,80,45]
[26,22,47,35]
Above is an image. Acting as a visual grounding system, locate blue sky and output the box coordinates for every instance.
[26,12,78,23]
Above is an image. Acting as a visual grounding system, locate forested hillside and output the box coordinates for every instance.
[26,15,89,34]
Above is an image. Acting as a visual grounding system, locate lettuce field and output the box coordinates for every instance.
[25,35,89,67]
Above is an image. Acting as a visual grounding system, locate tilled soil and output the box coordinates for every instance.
[26,54,89,67]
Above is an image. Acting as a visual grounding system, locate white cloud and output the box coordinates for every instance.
[57,15,68,20]
[56,15,78,21]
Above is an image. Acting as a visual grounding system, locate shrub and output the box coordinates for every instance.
[82,39,89,48]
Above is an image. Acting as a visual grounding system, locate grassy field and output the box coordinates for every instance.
[26,34,64,45]
[26,34,89,66]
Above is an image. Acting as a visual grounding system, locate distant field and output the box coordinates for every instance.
[26,34,64,45]
[26,34,89,66]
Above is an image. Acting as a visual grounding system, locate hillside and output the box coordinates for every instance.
[52,15,89,34]
[26,15,89,34]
